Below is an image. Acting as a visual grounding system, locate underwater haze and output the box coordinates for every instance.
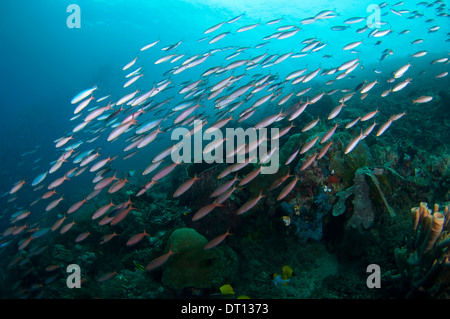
[1,0,450,300]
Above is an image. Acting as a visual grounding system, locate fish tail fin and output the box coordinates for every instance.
[169,243,180,255]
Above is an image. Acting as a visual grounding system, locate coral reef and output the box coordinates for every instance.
[332,163,399,230]
[347,169,375,229]
[328,131,374,186]
[183,163,224,208]
[332,187,354,217]
[280,189,332,244]
[294,192,332,243]
[161,228,238,290]
[386,202,450,298]
[279,133,302,167]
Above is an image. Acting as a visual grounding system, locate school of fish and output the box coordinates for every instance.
[1,0,449,294]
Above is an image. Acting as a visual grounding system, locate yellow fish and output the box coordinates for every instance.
[133,260,145,271]
[273,265,293,286]
[282,265,293,279]
[281,216,291,226]
[220,284,235,295]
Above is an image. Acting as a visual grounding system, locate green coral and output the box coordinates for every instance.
[329,132,373,186]
[51,244,74,263]
[332,163,399,230]
[161,228,238,290]
[360,166,396,218]
[332,186,354,217]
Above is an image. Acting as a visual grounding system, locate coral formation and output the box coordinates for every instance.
[279,133,302,167]
[332,165,398,230]
[386,202,450,298]
[347,169,375,229]
[328,131,373,186]
[294,192,332,243]
[332,187,354,217]
[280,189,332,244]
[161,228,238,290]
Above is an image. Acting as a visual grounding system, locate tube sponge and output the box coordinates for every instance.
[424,212,445,253]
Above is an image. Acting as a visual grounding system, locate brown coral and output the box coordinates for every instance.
[389,202,450,298]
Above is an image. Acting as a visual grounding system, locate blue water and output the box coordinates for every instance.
[0,0,449,299]
[2,0,447,186]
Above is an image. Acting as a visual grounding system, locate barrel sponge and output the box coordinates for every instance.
[161,228,238,290]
